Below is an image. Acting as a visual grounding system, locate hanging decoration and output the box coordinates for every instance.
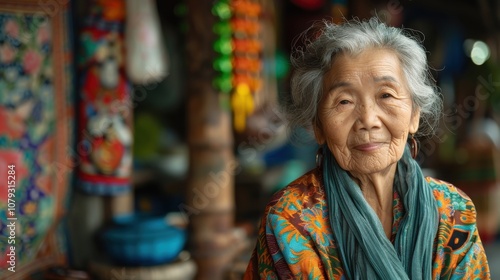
[0,1,73,277]
[231,83,255,132]
[125,0,168,84]
[212,0,263,132]
[212,0,233,95]
[230,0,262,133]
[77,0,133,195]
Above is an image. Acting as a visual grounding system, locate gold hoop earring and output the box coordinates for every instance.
[409,134,418,159]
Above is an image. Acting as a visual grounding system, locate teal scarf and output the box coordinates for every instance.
[322,144,439,280]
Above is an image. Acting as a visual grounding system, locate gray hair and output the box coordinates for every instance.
[286,17,442,137]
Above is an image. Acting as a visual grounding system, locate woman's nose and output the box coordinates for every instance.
[354,102,382,131]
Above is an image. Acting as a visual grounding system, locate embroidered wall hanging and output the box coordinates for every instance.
[77,0,133,196]
[0,0,73,278]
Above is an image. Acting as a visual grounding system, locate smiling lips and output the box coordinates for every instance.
[353,142,384,152]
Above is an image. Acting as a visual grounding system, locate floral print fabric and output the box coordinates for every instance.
[0,4,73,278]
[244,168,490,279]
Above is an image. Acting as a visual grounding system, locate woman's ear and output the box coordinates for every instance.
[313,119,326,145]
[409,107,420,134]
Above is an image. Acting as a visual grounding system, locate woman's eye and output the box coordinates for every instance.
[339,100,350,105]
[381,93,392,98]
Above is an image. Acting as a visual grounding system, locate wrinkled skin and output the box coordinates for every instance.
[314,48,420,235]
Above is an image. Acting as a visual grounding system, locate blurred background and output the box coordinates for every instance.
[0,0,499,279]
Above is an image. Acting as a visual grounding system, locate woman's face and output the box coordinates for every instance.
[315,48,420,175]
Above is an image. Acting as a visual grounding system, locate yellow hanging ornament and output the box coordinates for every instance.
[231,83,254,132]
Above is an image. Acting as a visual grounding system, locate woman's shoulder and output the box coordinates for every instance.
[265,167,326,214]
[425,177,477,223]
[425,178,490,279]
[426,177,473,202]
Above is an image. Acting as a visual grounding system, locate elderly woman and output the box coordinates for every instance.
[244,18,490,279]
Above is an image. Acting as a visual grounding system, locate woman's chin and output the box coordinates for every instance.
[342,153,398,176]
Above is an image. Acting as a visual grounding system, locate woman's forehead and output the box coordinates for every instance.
[325,49,406,85]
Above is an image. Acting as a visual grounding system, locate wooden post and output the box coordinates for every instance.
[185,1,242,279]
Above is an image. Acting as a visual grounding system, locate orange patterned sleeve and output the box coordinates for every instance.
[428,178,491,279]
[244,169,344,279]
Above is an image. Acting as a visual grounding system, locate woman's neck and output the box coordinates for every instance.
[351,164,397,239]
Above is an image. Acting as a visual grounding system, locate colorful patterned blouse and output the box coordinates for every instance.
[244,168,491,279]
